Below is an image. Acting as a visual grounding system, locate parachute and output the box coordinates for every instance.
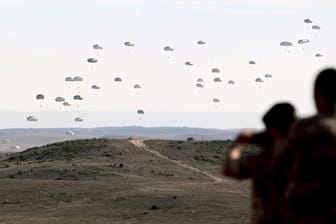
[73,76,83,82]
[55,97,65,102]
[197,40,206,45]
[164,46,174,51]
[133,84,141,89]
[212,98,220,103]
[137,109,144,115]
[114,77,122,82]
[228,80,235,85]
[11,145,21,150]
[211,68,220,73]
[87,58,98,63]
[74,117,84,122]
[196,83,204,88]
[298,39,310,44]
[124,41,135,47]
[73,95,83,100]
[66,130,75,136]
[304,19,313,24]
[315,53,323,57]
[27,116,38,122]
[280,41,293,47]
[65,76,73,82]
[312,25,320,30]
[255,78,263,83]
[93,44,103,50]
[197,78,204,83]
[36,94,45,100]
[265,74,272,78]
[214,77,222,83]
[249,60,256,65]
[91,85,101,90]
[63,102,71,107]
[185,61,193,66]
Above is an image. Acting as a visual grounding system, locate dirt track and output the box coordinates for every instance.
[130,139,223,183]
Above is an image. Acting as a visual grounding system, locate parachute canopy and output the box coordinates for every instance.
[255,78,263,83]
[27,116,38,122]
[11,145,21,150]
[280,41,293,46]
[196,83,204,88]
[312,25,320,30]
[315,53,323,57]
[91,85,101,90]
[265,74,272,78]
[133,84,141,89]
[87,58,98,63]
[249,60,256,65]
[124,41,135,47]
[63,102,71,106]
[212,98,220,103]
[228,80,235,85]
[304,18,313,23]
[164,46,174,51]
[197,78,204,83]
[73,76,83,82]
[55,97,65,102]
[36,94,45,100]
[214,77,222,83]
[93,44,103,50]
[211,68,220,73]
[137,109,144,115]
[185,61,193,66]
[114,77,122,82]
[197,40,206,45]
[74,117,84,122]
[66,130,75,136]
[298,39,310,44]
[65,76,73,82]
[73,95,83,100]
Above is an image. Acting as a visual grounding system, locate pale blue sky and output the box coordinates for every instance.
[0,0,335,128]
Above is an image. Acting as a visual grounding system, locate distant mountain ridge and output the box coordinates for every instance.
[0,126,252,152]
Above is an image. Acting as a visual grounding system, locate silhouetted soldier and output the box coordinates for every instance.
[281,68,336,223]
[224,103,296,224]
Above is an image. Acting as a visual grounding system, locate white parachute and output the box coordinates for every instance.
[93,44,103,50]
[27,116,38,122]
[304,18,313,24]
[55,97,65,102]
[133,84,141,89]
[196,83,204,88]
[211,68,220,73]
[73,95,83,100]
[74,117,84,122]
[255,78,263,83]
[197,40,206,45]
[91,85,101,90]
[214,77,222,83]
[124,41,135,47]
[87,58,98,63]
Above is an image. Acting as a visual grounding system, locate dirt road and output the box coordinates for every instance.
[130,139,223,183]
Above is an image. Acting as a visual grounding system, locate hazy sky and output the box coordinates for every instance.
[0,0,335,128]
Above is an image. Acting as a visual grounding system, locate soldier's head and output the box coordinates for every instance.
[263,103,296,137]
[314,68,336,115]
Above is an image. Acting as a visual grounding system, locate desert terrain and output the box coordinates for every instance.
[0,138,252,224]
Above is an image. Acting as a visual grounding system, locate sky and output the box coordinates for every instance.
[0,0,336,129]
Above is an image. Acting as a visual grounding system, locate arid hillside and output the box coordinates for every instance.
[0,138,254,224]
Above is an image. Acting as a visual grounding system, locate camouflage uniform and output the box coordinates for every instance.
[224,133,284,224]
[280,115,336,223]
